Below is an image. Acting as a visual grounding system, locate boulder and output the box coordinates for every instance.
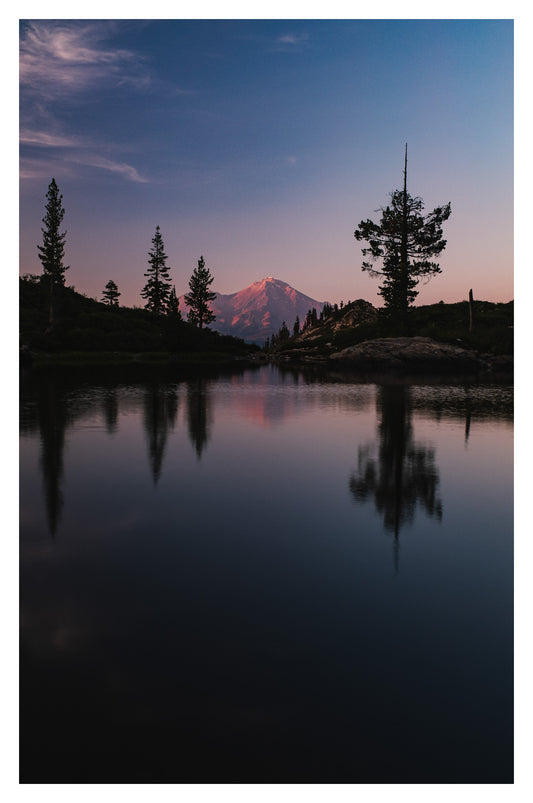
[329,337,482,373]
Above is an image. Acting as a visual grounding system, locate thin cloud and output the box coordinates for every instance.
[277,35,306,45]
[20,22,150,184]
[19,21,150,98]
[269,32,310,52]
[20,134,148,183]
[76,155,147,183]
[20,129,84,148]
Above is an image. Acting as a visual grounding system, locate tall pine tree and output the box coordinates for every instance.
[184,256,216,329]
[354,146,451,332]
[141,225,172,315]
[37,178,69,327]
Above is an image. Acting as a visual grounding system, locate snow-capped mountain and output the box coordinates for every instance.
[178,277,325,343]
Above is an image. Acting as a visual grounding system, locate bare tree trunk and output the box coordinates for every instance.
[399,143,409,333]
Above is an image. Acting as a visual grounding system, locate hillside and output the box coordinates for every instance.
[19,276,255,360]
[266,298,514,359]
[179,277,325,343]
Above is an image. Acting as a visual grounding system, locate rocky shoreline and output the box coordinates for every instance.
[268,336,513,376]
[21,336,513,377]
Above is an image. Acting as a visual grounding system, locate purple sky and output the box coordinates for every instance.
[19,18,513,308]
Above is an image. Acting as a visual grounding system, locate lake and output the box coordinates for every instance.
[19,362,513,783]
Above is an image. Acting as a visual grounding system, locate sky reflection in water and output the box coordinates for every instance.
[19,364,513,783]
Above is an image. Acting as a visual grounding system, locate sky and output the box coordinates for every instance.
[19,17,514,309]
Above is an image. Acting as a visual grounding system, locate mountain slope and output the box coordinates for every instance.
[179,277,325,342]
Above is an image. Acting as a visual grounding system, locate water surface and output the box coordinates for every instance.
[19,364,513,783]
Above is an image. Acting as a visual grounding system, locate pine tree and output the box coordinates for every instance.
[293,315,300,336]
[184,256,216,329]
[102,279,120,306]
[141,225,172,315]
[37,178,69,327]
[303,308,318,331]
[278,321,290,341]
[167,285,182,319]
[354,146,451,332]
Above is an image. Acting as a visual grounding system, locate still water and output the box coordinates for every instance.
[19,363,513,783]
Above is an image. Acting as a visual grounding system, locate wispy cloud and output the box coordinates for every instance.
[74,154,147,183]
[20,129,85,148]
[20,22,150,183]
[20,21,150,98]
[20,137,148,184]
[277,35,305,45]
[270,32,310,52]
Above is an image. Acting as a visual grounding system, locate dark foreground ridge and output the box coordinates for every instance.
[19,275,259,365]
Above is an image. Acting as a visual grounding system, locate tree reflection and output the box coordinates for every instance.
[36,376,68,537]
[143,383,179,483]
[350,384,442,571]
[102,388,119,434]
[186,378,211,459]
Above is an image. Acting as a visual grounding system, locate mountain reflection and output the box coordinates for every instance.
[186,378,211,459]
[142,383,179,483]
[350,384,442,571]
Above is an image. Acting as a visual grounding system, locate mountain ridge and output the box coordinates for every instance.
[179,276,325,343]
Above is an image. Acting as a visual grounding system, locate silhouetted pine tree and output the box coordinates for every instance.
[37,178,69,328]
[102,279,120,306]
[303,308,318,331]
[184,256,216,329]
[293,315,300,336]
[141,225,172,315]
[278,321,290,341]
[167,285,182,319]
[354,145,451,332]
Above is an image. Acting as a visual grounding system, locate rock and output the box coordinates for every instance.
[329,336,482,373]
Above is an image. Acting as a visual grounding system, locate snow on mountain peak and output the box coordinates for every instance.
[178,278,324,343]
